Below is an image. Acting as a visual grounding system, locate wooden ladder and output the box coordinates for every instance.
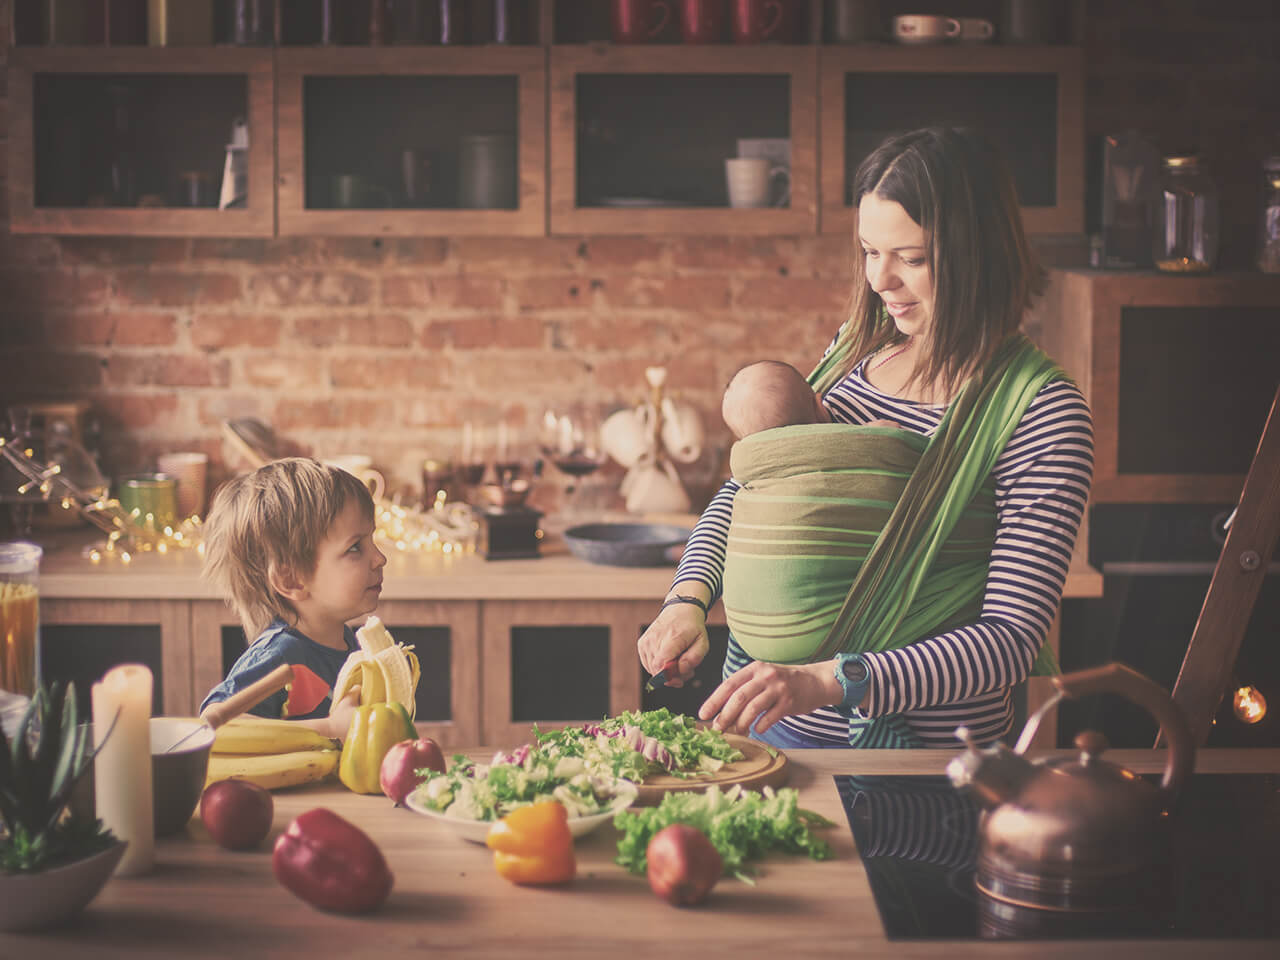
[1159,384,1280,747]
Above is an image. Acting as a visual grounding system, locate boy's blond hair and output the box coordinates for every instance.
[202,457,376,640]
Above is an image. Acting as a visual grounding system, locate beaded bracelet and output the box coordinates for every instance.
[660,594,708,616]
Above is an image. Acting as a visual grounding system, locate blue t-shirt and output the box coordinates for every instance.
[200,620,358,721]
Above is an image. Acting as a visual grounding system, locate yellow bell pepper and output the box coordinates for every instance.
[485,800,576,886]
[339,701,416,795]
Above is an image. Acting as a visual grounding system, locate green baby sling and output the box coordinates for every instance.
[721,332,1064,747]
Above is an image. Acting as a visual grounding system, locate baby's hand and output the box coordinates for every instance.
[327,684,362,742]
[865,418,899,428]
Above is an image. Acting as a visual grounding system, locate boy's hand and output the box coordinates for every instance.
[327,684,362,742]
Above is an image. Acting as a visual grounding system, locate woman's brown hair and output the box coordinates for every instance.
[839,126,1046,398]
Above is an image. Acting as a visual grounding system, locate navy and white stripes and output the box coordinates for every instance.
[674,352,1094,748]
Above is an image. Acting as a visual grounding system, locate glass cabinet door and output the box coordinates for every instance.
[550,46,818,235]
[8,47,275,237]
[819,45,1084,236]
[276,48,547,236]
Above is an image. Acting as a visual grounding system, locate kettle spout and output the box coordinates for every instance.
[946,726,1037,809]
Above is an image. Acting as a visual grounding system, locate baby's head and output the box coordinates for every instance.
[202,457,376,640]
[723,360,831,440]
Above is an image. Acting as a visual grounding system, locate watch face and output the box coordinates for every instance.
[842,658,868,683]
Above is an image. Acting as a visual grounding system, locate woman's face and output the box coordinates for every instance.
[858,192,935,342]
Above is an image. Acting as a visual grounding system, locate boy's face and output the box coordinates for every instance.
[296,498,386,630]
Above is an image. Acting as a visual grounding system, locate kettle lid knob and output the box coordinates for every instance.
[1074,730,1109,763]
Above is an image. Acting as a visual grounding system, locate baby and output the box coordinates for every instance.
[722,360,832,440]
[200,457,386,740]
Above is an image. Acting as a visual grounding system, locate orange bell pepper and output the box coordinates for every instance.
[485,800,576,886]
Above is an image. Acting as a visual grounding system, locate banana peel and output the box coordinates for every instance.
[332,616,420,719]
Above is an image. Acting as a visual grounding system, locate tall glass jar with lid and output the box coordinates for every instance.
[1153,154,1219,273]
[1256,155,1280,274]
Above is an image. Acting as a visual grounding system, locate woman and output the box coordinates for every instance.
[637,127,1094,749]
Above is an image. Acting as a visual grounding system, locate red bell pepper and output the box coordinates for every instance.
[272,808,393,913]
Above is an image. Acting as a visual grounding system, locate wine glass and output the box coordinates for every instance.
[538,405,608,522]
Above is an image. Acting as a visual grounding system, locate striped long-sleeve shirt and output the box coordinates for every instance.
[675,351,1094,748]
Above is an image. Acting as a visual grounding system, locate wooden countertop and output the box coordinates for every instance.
[3,747,1274,959]
[32,524,1105,602]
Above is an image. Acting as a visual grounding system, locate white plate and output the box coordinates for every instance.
[404,784,638,845]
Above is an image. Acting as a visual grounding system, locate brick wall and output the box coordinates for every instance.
[1,0,1277,509]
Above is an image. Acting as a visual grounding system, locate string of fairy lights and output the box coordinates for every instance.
[0,436,478,563]
[0,434,200,563]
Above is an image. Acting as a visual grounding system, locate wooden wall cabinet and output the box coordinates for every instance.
[820,44,1084,236]
[7,47,275,237]
[276,47,547,237]
[549,45,818,236]
[6,2,1087,239]
[1036,268,1280,503]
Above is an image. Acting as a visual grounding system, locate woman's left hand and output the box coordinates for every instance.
[697,660,843,736]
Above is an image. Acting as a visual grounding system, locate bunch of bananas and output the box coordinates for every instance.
[332,616,421,718]
[205,717,340,791]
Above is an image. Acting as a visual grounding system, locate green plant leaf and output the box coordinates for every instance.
[48,683,82,811]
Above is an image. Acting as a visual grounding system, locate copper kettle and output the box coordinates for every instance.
[947,662,1195,914]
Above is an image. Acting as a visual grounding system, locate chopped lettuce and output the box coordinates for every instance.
[534,708,744,782]
[409,747,629,822]
[613,784,835,882]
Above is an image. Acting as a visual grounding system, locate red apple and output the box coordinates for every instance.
[379,737,446,806]
[200,779,274,851]
[646,824,723,907]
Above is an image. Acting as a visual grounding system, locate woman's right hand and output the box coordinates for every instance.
[637,603,709,689]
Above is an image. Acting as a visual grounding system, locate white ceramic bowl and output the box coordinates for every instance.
[404,784,638,845]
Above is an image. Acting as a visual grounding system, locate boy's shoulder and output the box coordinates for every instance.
[249,621,311,653]
[247,621,358,658]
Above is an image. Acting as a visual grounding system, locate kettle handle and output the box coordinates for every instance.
[1051,662,1195,798]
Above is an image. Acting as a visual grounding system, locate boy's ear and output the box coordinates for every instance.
[268,563,309,603]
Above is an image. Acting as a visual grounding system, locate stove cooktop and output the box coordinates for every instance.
[835,773,1280,941]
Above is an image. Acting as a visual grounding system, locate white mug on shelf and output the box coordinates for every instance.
[725,157,790,209]
[322,455,386,501]
[892,14,961,44]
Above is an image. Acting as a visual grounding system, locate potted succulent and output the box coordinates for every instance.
[0,681,123,932]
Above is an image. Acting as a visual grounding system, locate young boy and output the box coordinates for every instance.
[721,360,832,440]
[200,457,386,740]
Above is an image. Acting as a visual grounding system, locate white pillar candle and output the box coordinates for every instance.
[91,664,154,876]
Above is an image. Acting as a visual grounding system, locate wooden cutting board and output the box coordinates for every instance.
[634,734,789,805]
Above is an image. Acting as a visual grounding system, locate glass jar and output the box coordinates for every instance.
[0,541,43,697]
[1256,155,1280,274]
[1153,154,1219,273]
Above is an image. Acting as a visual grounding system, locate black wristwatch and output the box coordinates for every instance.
[833,653,870,717]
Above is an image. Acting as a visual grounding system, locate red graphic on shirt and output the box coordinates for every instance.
[281,663,332,718]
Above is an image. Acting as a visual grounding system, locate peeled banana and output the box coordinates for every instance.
[205,749,339,791]
[212,716,337,755]
[332,616,421,719]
